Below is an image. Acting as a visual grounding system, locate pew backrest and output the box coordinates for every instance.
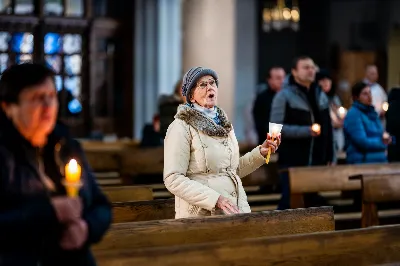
[112,198,175,223]
[95,206,334,251]
[96,224,400,266]
[289,163,400,194]
[103,186,153,202]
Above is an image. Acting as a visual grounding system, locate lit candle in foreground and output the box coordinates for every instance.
[312,123,321,135]
[383,132,390,140]
[65,159,81,197]
[337,106,347,119]
[266,122,283,164]
[382,102,389,112]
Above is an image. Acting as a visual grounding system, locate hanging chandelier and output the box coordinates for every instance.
[262,0,300,32]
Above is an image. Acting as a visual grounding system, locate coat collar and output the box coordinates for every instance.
[175,104,232,137]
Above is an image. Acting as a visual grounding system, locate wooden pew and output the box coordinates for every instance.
[96,224,400,266]
[350,173,400,228]
[112,199,175,223]
[95,206,334,251]
[289,163,400,208]
[103,186,153,202]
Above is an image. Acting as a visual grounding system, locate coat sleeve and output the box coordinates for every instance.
[73,141,112,244]
[237,146,265,178]
[163,120,220,211]
[270,90,312,138]
[344,110,387,151]
[0,149,59,249]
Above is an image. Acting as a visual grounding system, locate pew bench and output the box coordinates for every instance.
[112,199,175,223]
[349,173,400,227]
[96,224,400,266]
[103,186,153,202]
[95,206,334,251]
[289,163,400,208]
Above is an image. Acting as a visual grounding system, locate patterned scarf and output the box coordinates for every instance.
[188,102,221,125]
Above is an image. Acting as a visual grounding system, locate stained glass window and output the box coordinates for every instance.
[0,31,34,73]
[45,32,82,116]
[0,0,11,14]
[44,0,83,17]
[65,0,83,17]
[14,0,34,14]
[44,0,63,16]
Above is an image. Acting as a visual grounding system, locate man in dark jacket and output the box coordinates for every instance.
[270,56,334,209]
[252,66,286,145]
[0,63,112,266]
[386,87,400,162]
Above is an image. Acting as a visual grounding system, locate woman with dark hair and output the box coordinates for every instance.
[0,63,112,265]
[386,87,400,162]
[316,69,344,162]
[343,81,390,164]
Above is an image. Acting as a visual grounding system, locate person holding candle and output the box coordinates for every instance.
[0,63,112,266]
[343,81,391,164]
[316,69,345,162]
[386,87,400,162]
[163,67,281,218]
[270,56,334,210]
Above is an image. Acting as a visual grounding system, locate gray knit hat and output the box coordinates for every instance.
[181,67,219,102]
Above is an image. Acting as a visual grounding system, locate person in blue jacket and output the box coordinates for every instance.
[344,81,391,164]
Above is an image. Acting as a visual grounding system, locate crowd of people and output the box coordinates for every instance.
[1,56,399,265]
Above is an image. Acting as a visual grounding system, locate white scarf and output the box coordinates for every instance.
[192,103,218,121]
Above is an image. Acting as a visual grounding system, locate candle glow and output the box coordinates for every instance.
[337,106,347,119]
[382,102,389,112]
[312,123,321,134]
[64,159,81,197]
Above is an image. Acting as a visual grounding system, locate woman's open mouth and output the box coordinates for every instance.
[208,93,215,99]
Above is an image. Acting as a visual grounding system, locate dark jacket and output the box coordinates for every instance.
[270,75,334,167]
[159,94,184,138]
[0,112,112,266]
[387,88,400,162]
[343,101,387,164]
[252,85,277,145]
[140,124,162,148]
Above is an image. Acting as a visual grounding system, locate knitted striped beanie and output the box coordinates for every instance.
[181,67,218,102]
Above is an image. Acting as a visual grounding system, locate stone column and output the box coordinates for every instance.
[182,0,257,141]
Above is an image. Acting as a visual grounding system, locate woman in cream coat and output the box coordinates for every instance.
[164,67,281,218]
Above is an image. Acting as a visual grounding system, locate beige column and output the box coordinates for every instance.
[182,0,236,119]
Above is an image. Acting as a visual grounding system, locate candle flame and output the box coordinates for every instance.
[67,159,78,173]
[312,123,321,133]
[382,102,389,112]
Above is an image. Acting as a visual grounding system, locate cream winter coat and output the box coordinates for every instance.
[163,104,266,219]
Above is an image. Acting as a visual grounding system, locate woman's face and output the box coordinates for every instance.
[357,86,372,106]
[190,75,218,109]
[319,78,332,93]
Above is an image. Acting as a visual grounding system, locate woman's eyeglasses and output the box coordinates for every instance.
[197,79,217,89]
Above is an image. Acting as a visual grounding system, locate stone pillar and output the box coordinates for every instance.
[182,0,257,141]
[133,0,182,139]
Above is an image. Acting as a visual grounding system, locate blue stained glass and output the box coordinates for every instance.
[54,75,62,91]
[68,98,82,114]
[0,53,8,73]
[64,55,81,75]
[44,33,62,54]
[64,76,81,98]
[0,32,10,51]
[11,32,33,53]
[45,55,61,73]
[15,54,32,64]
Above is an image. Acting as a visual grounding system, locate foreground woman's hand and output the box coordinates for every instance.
[60,219,88,250]
[51,197,83,223]
[260,133,281,157]
[216,195,240,214]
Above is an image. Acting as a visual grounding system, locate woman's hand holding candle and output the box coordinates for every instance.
[337,106,347,119]
[65,159,82,197]
[311,123,321,137]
